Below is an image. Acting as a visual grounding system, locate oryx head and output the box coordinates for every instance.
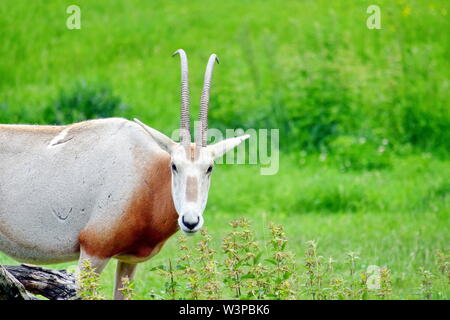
[135,49,249,235]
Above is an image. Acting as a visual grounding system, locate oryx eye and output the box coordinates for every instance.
[206,165,213,174]
[171,163,177,172]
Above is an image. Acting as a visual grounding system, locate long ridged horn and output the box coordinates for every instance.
[197,54,219,147]
[173,49,191,146]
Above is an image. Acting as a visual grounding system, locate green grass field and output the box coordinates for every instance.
[0,0,448,299]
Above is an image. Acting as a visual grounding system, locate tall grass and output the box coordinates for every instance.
[76,218,448,300]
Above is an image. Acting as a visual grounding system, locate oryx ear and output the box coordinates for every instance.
[134,118,177,154]
[207,135,250,159]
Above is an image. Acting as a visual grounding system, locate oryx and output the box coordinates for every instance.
[0,50,249,299]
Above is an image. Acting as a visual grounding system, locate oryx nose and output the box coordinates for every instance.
[182,216,200,230]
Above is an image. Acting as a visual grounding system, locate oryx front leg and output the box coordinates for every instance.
[114,261,137,300]
[76,247,109,297]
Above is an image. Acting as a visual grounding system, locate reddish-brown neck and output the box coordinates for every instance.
[79,155,179,259]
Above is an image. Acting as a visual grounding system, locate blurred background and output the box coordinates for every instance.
[0,0,448,299]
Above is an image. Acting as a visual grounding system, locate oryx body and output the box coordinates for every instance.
[0,118,176,265]
[0,50,249,299]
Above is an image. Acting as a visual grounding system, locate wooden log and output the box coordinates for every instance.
[0,266,36,300]
[0,264,78,300]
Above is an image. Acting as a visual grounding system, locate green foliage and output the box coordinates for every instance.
[392,104,450,155]
[210,54,355,153]
[0,0,448,155]
[77,260,106,300]
[150,219,296,300]
[71,219,448,300]
[118,276,136,300]
[328,136,392,171]
[418,268,434,300]
[435,249,449,278]
[44,81,127,125]
[156,222,448,300]
[207,154,449,215]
